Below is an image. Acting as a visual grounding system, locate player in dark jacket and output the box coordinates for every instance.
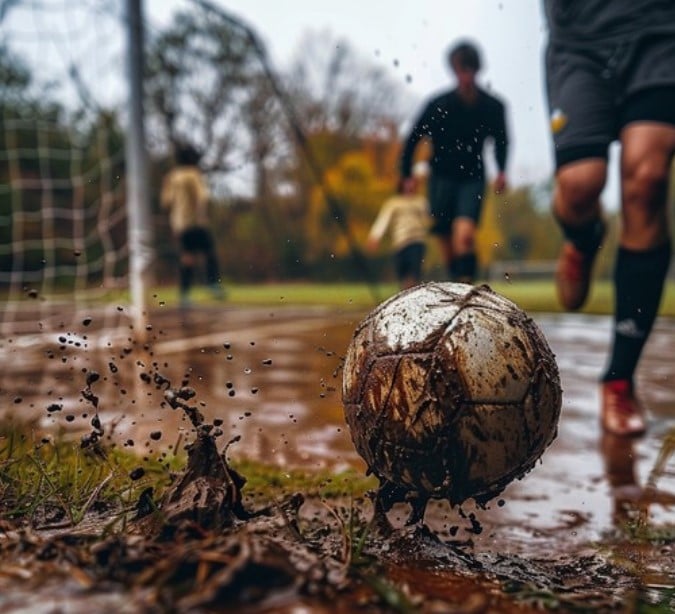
[543,0,675,435]
[400,40,509,284]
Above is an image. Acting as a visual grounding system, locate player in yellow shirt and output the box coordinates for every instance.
[161,144,224,307]
[367,176,431,290]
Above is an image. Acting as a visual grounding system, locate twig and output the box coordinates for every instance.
[76,471,115,523]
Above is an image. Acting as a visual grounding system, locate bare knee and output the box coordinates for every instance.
[623,154,671,210]
[554,161,607,224]
[621,123,675,211]
[620,154,671,247]
[452,219,476,254]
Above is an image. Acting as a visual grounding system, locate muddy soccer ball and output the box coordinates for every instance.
[342,282,562,506]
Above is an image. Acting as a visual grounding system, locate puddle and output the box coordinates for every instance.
[0,304,673,611]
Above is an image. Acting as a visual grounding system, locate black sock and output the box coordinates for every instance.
[180,265,193,295]
[602,241,671,382]
[557,216,605,255]
[450,253,477,283]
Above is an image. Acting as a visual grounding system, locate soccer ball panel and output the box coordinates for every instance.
[369,282,472,352]
[359,354,460,445]
[443,307,538,403]
[342,319,372,404]
[342,282,562,507]
[452,403,540,503]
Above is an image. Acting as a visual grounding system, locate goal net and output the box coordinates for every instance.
[1,0,134,340]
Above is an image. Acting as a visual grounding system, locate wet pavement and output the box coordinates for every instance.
[0,300,674,607]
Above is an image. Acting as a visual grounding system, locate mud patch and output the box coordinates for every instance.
[1,306,674,612]
[0,487,665,613]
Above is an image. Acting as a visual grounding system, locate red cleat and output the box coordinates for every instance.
[555,241,600,311]
[601,380,647,437]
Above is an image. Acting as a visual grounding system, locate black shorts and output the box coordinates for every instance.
[180,226,214,253]
[394,242,425,282]
[546,34,675,169]
[427,175,485,235]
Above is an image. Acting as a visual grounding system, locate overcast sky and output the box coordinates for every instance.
[4,0,619,205]
[145,0,621,204]
[146,0,551,186]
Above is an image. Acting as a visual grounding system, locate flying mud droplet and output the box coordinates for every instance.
[47,403,63,413]
[82,317,92,326]
[150,431,162,441]
[129,467,145,480]
[262,359,272,366]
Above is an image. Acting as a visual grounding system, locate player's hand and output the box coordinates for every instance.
[402,177,417,194]
[366,238,379,253]
[493,172,507,194]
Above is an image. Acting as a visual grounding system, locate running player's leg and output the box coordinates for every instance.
[450,180,484,283]
[427,175,456,279]
[600,31,675,435]
[600,103,675,435]
[546,44,613,311]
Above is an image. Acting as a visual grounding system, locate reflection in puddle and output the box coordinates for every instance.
[0,307,673,585]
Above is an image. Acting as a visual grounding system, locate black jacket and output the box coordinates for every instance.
[400,87,508,181]
[544,0,675,45]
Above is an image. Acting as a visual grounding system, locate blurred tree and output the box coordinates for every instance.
[144,6,265,178]
[268,31,415,279]
[281,31,414,217]
[490,187,562,262]
[144,6,298,280]
[0,43,31,104]
[305,150,392,264]
[475,191,506,268]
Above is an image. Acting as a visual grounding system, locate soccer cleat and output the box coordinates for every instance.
[601,380,646,437]
[555,241,600,311]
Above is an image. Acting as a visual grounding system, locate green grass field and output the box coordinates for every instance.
[7,278,675,317]
[155,279,675,317]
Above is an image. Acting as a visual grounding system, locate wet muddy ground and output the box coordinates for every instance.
[0,300,673,611]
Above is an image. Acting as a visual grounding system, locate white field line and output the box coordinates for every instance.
[0,312,352,357]
[149,318,338,355]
